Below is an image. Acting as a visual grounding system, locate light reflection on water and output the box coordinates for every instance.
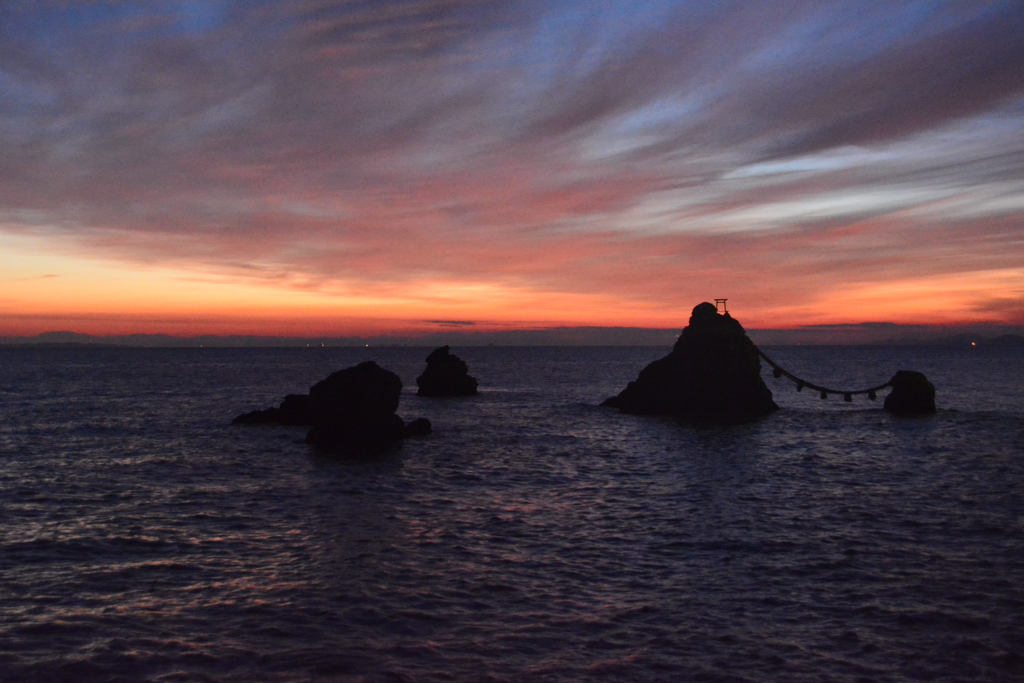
[0,345,1023,682]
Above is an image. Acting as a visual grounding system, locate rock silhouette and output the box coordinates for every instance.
[602,302,778,424]
[232,393,312,426]
[402,417,433,437]
[232,360,430,456]
[883,370,936,416]
[308,360,402,418]
[416,346,479,396]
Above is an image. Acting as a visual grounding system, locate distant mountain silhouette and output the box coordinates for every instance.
[3,328,1024,348]
[986,334,1024,348]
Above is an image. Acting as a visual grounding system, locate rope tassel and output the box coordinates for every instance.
[757,349,891,403]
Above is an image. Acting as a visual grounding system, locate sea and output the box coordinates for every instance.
[1,344,1022,683]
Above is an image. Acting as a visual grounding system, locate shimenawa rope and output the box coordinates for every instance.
[756,348,891,402]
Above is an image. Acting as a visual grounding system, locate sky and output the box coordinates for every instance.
[2,0,1023,337]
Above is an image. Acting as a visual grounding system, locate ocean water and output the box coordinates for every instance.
[1,345,1022,683]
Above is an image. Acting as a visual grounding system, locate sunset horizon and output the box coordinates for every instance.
[3,2,1023,338]
[3,4,1024,677]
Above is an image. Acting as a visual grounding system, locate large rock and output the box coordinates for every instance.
[416,346,479,396]
[884,370,936,416]
[601,302,778,424]
[232,360,430,456]
[306,412,408,454]
[309,361,403,418]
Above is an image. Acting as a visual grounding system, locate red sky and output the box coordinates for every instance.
[2,1,1024,337]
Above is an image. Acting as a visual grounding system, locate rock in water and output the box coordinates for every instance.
[303,361,406,454]
[308,360,402,418]
[416,346,479,396]
[233,360,430,456]
[232,393,312,425]
[883,370,936,416]
[306,412,408,455]
[402,417,433,438]
[601,302,778,424]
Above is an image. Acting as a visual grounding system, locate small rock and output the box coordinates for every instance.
[403,418,433,437]
[416,346,479,396]
[231,406,282,425]
[232,394,314,425]
[884,370,936,416]
[233,360,430,457]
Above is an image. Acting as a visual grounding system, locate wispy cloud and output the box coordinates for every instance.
[427,319,476,326]
[10,273,59,281]
[1,1,1023,332]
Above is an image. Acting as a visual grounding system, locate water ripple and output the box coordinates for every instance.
[1,346,1023,682]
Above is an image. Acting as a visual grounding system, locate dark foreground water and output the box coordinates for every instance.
[1,345,1022,683]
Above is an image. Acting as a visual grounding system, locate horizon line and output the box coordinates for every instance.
[3,325,1023,349]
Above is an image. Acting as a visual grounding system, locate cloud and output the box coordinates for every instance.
[426,320,476,328]
[761,5,1024,156]
[800,322,898,330]
[1,1,1023,331]
[11,273,59,281]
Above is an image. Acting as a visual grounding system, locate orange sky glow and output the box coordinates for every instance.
[2,2,1023,340]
